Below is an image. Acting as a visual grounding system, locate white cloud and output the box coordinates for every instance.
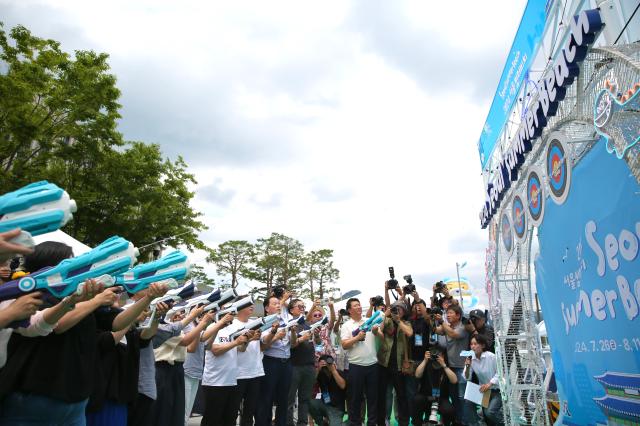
[2,0,528,309]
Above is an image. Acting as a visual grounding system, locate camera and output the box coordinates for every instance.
[403,284,416,295]
[272,285,286,299]
[391,306,399,315]
[461,316,470,325]
[319,354,334,365]
[370,295,384,308]
[434,280,446,292]
[426,307,443,316]
[403,274,413,284]
[339,308,348,317]
[386,266,399,289]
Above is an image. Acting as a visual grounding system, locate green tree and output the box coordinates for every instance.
[300,249,340,300]
[189,264,217,289]
[251,233,305,295]
[0,24,207,255]
[207,240,255,289]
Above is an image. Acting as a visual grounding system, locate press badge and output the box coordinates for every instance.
[414,335,423,347]
[322,391,331,404]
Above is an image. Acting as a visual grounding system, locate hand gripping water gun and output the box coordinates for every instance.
[202,288,239,314]
[228,313,279,340]
[298,316,329,338]
[0,181,77,237]
[0,236,138,302]
[144,280,197,327]
[282,315,306,332]
[115,250,190,294]
[165,287,222,319]
[351,309,384,337]
[214,296,254,321]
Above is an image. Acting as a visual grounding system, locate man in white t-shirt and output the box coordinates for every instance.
[232,302,264,426]
[200,313,248,426]
[340,298,380,426]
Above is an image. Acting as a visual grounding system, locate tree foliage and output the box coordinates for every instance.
[0,24,206,255]
[207,240,255,289]
[210,233,340,299]
[300,249,340,300]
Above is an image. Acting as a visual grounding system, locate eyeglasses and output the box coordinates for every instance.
[295,305,305,309]
[312,313,323,318]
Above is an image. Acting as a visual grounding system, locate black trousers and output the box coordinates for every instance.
[151,361,185,426]
[347,363,378,426]
[413,393,455,426]
[128,393,156,426]
[377,364,409,426]
[201,385,241,426]
[237,377,261,426]
[255,356,292,426]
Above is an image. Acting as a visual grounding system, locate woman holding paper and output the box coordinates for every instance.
[464,334,504,426]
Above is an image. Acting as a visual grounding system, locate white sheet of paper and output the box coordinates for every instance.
[464,382,485,405]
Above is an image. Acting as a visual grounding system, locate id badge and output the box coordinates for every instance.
[414,334,423,347]
[322,391,331,404]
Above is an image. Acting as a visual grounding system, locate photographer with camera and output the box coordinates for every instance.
[405,296,432,424]
[414,344,457,425]
[340,298,380,426]
[308,354,346,426]
[374,299,413,426]
[468,310,495,354]
[434,304,470,425]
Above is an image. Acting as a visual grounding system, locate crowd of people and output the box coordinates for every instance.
[0,229,502,426]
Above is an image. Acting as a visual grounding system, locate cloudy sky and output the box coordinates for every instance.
[2,0,527,307]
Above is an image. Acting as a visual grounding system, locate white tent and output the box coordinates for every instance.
[32,230,91,255]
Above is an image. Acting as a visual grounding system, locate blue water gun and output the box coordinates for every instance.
[0,236,138,302]
[202,288,239,313]
[214,296,254,321]
[165,287,223,318]
[351,310,384,336]
[0,181,77,236]
[229,314,279,340]
[298,316,328,338]
[115,250,190,294]
[144,280,197,327]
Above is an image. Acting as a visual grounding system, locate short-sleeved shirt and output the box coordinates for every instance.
[340,318,377,367]
[0,308,119,403]
[234,318,264,380]
[409,317,431,361]
[183,323,206,380]
[202,321,243,386]
[261,315,291,359]
[317,369,347,410]
[445,322,469,368]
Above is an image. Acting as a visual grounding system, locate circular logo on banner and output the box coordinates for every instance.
[18,276,36,292]
[500,212,513,254]
[526,168,545,227]
[546,133,572,205]
[512,195,527,241]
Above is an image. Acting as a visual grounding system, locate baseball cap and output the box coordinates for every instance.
[469,309,485,320]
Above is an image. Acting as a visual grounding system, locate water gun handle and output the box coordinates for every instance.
[351,327,362,337]
[143,304,159,330]
[0,281,24,302]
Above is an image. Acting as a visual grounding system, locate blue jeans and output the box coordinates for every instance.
[482,390,504,426]
[0,392,88,426]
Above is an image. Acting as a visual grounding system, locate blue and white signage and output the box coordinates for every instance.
[477,0,549,169]
[535,140,640,425]
[480,9,604,228]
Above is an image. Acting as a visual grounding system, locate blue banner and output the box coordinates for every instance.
[477,0,549,168]
[535,140,640,425]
